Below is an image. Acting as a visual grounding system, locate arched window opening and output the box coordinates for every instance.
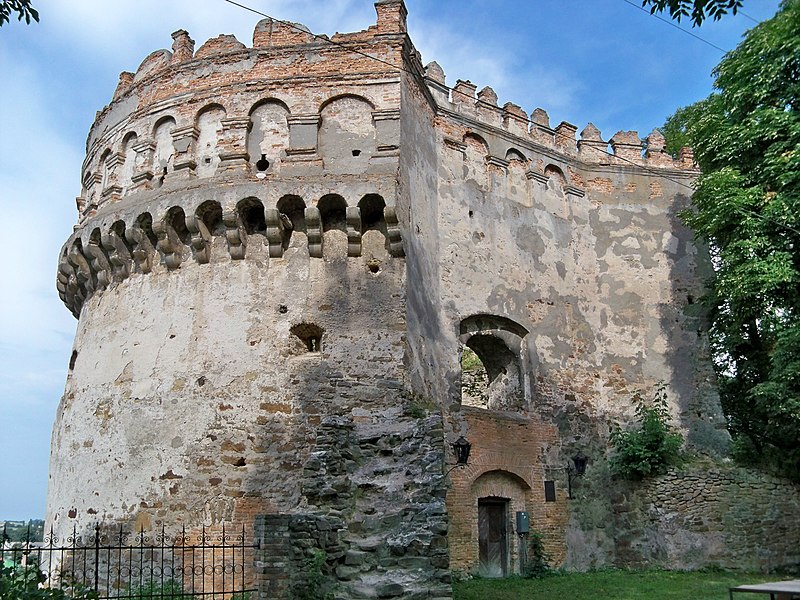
[318,194,347,233]
[459,315,528,412]
[358,194,386,231]
[238,198,267,235]
[196,201,224,236]
[461,345,489,408]
[110,219,126,239]
[277,195,306,249]
[290,323,323,353]
[166,206,192,246]
[135,213,159,248]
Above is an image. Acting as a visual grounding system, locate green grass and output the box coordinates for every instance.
[453,570,783,600]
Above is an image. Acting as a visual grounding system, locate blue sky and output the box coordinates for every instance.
[0,0,782,520]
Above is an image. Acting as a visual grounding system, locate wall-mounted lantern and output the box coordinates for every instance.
[445,436,472,476]
[566,451,588,500]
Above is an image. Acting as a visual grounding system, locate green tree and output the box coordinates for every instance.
[0,0,38,27]
[641,0,742,26]
[664,0,800,478]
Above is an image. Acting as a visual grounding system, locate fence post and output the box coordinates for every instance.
[94,524,100,595]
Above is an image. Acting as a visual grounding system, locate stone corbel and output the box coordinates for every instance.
[305,207,322,258]
[57,256,79,315]
[218,117,251,172]
[85,240,113,289]
[153,214,185,270]
[265,208,285,258]
[67,244,95,297]
[185,213,212,264]
[486,155,509,171]
[346,207,362,257]
[125,224,156,274]
[384,206,404,257]
[101,229,133,281]
[223,209,246,260]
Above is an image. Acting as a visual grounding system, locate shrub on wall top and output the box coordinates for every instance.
[610,383,684,479]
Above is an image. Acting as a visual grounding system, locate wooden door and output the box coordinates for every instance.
[478,499,508,577]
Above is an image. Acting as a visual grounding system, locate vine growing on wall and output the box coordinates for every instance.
[609,383,684,479]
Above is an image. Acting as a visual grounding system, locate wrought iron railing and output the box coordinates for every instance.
[1,523,259,599]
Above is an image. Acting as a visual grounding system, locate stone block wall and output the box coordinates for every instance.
[566,463,800,573]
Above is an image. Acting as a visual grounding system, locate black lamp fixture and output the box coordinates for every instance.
[445,435,472,476]
[566,451,588,500]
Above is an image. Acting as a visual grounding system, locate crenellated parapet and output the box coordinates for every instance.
[424,62,697,174]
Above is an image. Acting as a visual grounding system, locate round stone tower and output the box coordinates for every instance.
[48,2,452,597]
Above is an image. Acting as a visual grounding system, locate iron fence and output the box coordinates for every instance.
[1,523,259,599]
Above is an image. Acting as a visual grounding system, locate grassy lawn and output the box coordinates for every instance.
[453,570,782,600]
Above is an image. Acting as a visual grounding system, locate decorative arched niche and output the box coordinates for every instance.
[318,95,376,174]
[459,314,531,412]
[247,99,290,176]
[195,104,226,178]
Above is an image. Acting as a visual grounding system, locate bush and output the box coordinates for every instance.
[610,384,683,479]
[126,580,194,599]
[0,563,97,600]
[523,532,551,579]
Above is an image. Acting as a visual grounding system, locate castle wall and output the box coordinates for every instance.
[48,1,800,596]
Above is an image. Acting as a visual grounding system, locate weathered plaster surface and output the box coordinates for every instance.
[49,1,799,597]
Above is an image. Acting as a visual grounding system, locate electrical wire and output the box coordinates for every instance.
[619,0,729,53]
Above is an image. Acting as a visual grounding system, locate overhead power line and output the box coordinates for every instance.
[619,0,729,53]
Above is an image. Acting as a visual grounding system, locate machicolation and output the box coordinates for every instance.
[48,1,800,598]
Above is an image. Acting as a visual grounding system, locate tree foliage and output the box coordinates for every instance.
[609,384,684,479]
[641,0,742,26]
[664,0,800,478]
[0,0,38,27]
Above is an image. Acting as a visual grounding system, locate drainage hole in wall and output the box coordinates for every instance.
[196,376,206,387]
[368,260,381,274]
[169,334,176,339]
[468,210,474,218]
[279,304,288,314]
[352,149,361,156]
[68,350,78,371]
